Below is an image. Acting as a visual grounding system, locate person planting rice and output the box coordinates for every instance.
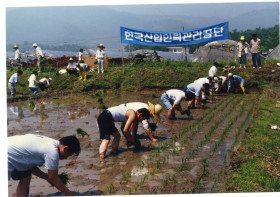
[66,57,78,76]
[184,82,210,109]
[38,77,52,91]
[125,101,163,142]
[76,62,89,80]
[214,76,227,92]
[8,134,81,197]
[161,89,194,120]
[208,62,219,94]
[97,104,150,160]
[227,73,246,94]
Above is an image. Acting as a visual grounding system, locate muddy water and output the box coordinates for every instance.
[7,90,225,196]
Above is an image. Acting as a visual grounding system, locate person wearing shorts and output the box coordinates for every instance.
[161,89,194,120]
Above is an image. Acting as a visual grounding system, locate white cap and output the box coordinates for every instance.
[33,43,38,47]
[13,45,19,48]
[69,57,73,61]
[228,73,233,77]
[214,77,218,80]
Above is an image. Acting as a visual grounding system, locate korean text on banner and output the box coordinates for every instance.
[120,22,228,46]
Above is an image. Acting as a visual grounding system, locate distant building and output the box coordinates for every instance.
[167,47,189,54]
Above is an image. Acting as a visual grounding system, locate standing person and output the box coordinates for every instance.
[38,77,52,91]
[227,73,246,94]
[161,89,194,120]
[76,62,89,80]
[66,58,78,76]
[208,62,219,94]
[250,34,262,68]
[97,104,143,160]
[8,70,23,97]
[78,49,84,63]
[184,82,210,109]
[96,44,105,74]
[125,102,163,142]
[238,36,249,68]
[33,43,44,72]
[13,45,21,66]
[28,71,39,95]
[8,134,81,197]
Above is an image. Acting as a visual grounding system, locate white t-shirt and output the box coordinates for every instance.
[165,89,185,105]
[8,134,59,180]
[39,78,51,85]
[219,76,227,83]
[78,63,88,71]
[35,47,44,58]
[9,73,18,84]
[125,102,149,129]
[107,104,129,122]
[67,62,77,69]
[209,66,217,77]
[194,78,209,85]
[28,74,37,88]
[187,82,203,96]
[78,52,83,61]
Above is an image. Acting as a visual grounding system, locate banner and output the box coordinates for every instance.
[120,22,228,46]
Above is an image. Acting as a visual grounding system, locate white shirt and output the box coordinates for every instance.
[78,63,88,71]
[107,104,129,122]
[187,82,203,96]
[165,89,185,105]
[209,66,217,77]
[67,62,77,69]
[194,78,209,85]
[8,134,59,180]
[125,102,149,129]
[15,49,20,59]
[28,74,37,88]
[78,52,83,61]
[39,78,51,86]
[219,76,227,83]
[9,73,19,84]
[35,47,44,58]
[96,49,105,59]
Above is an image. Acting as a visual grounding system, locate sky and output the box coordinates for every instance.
[1,0,280,197]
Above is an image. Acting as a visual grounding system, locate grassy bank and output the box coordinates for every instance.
[225,85,280,192]
[6,59,279,97]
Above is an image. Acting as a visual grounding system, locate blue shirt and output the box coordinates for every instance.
[228,75,244,90]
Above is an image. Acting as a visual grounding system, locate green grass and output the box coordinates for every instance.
[225,92,280,192]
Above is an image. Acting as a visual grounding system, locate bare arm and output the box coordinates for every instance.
[144,128,158,142]
[172,104,183,113]
[48,169,73,196]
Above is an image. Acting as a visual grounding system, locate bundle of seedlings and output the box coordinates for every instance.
[76,128,89,138]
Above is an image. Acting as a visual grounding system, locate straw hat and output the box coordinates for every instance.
[228,73,233,77]
[240,36,245,41]
[148,101,163,121]
[97,44,105,48]
[13,45,19,49]
[33,43,38,47]
[69,57,73,61]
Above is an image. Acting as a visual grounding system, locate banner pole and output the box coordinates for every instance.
[227,39,230,74]
[121,43,124,74]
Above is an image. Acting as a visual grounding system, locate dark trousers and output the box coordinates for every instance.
[252,53,262,67]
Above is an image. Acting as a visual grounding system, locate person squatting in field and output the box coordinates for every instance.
[227,73,246,94]
[66,57,78,76]
[38,77,53,91]
[184,81,211,109]
[125,101,163,142]
[76,62,89,80]
[8,134,81,197]
[97,104,151,161]
[161,89,194,120]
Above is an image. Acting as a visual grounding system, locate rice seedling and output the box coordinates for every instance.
[102,184,115,195]
[97,97,103,104]
[76,128,89,138]
[120,172,131,185]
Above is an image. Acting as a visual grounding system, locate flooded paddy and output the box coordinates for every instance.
[7,90,256,196]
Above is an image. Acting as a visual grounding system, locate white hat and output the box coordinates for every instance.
[13,45,19,48]
[97,44,105,48]
[214,77,218,81]
[69,57,73,61]
[33,43,38,47]
[148,101,163,121]
[228,73,233,77]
